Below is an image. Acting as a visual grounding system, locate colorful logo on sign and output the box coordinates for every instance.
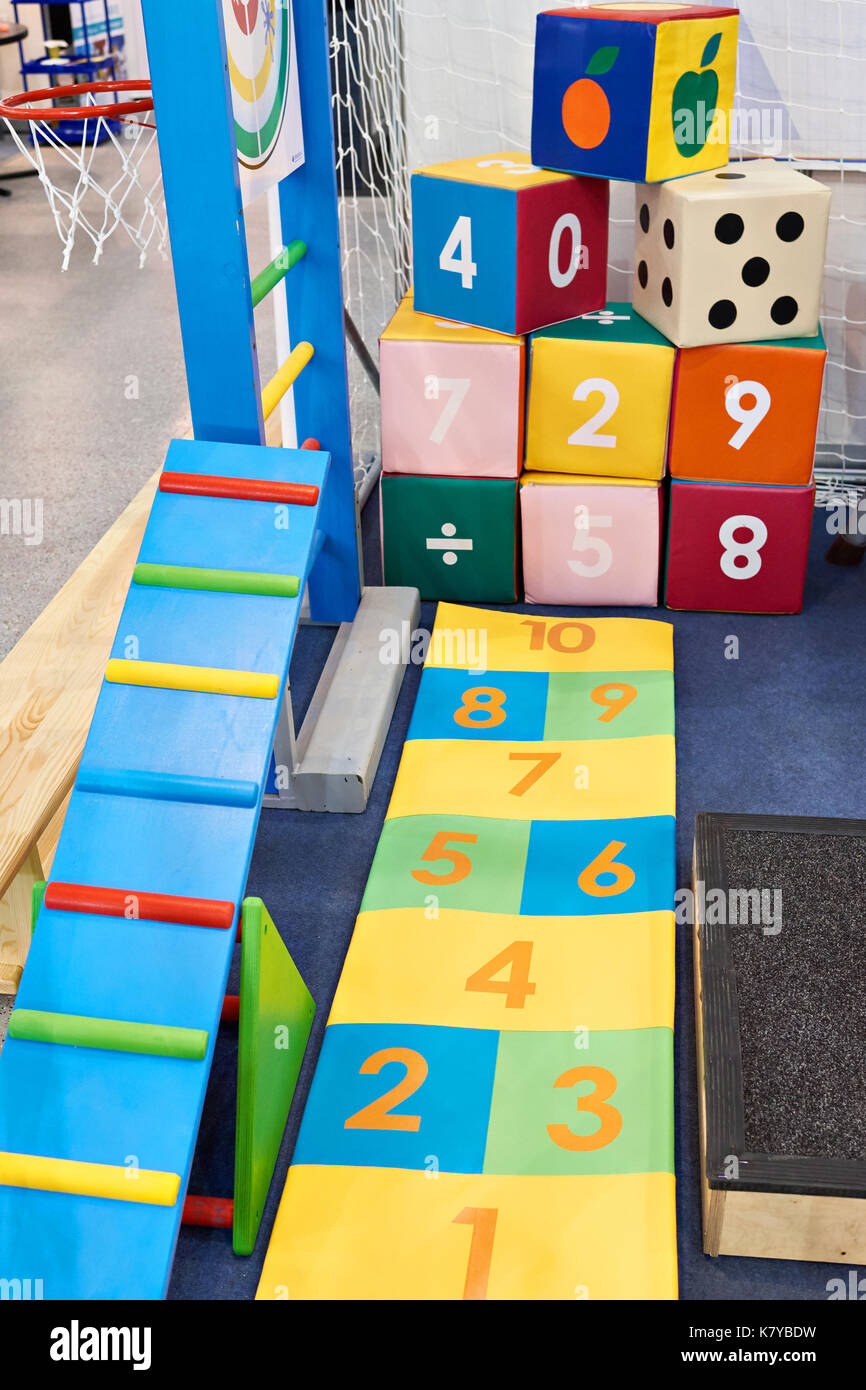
[225,0,291,170]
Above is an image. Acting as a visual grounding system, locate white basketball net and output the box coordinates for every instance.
[2,99,168,271]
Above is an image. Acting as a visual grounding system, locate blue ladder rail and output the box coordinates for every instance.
[0,436,328,1299]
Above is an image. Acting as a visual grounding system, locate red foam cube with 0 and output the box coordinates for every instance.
[664,477,814,613]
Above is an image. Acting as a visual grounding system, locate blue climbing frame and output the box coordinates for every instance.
[140,0,361,623]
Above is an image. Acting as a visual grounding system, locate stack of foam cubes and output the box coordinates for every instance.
[379,3,831,614]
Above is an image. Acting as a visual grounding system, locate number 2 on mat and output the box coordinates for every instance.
[453,1206,498,1300]
[344,1048,428,1132]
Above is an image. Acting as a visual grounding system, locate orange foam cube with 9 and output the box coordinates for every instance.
[669,329,826,485]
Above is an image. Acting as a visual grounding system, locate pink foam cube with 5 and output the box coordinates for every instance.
[521,472,662,606]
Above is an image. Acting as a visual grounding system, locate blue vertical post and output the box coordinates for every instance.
[139,0,264,445]
[276,0,361,622]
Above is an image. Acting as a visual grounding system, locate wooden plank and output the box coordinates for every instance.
[0,471,158,902]
[719,1189,866,1265]
[36,789,72,880]
[0,845,43,994]
[692,844,724,1256]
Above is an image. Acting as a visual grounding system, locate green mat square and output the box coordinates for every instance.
[361,815,530,915]
[544,670,675,741]
[483,1028,674,1177]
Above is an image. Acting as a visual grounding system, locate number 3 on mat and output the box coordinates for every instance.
[548,1066,622,1152]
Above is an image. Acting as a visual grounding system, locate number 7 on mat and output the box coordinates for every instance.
[507,751,560,796]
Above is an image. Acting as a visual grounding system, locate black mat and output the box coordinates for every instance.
[695,813,866,1195]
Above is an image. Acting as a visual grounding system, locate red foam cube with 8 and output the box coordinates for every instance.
[664,477,814,613]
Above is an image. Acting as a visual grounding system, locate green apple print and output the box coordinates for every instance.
[672,33,722,158]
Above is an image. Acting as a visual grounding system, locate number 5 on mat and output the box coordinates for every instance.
[411,831,477,885]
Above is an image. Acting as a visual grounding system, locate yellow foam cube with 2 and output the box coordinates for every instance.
[526,302,675,480]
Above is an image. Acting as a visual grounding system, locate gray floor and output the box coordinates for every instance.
[0,133,281,660]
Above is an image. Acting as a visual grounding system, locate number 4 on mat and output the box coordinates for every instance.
[465,941,536,1009]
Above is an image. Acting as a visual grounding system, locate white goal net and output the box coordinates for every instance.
[329,0,866,501]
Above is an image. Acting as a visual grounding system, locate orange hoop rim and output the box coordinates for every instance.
[0,79,153,124]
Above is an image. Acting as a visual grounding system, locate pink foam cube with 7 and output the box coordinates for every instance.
[379,293,525,478]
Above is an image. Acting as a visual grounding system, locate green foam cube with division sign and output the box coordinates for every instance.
[381,474,519,602]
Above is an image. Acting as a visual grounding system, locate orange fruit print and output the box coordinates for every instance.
[561,45,619,150]
[562,78,611,149]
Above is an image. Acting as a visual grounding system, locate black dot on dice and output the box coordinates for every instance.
[708,299,737,330]
[742,256,770,287]
[715,171,747,179]
[663,218,675,249]
[771,295,798,325]
[637,259,648,289]
[639,203,650,234]
[662,277,673,307]
[715,213,744,244]
[776,211,804,242]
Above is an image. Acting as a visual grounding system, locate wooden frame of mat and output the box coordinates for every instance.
[693,811,866,1264]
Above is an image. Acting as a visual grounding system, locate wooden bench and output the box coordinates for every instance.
[0,471,159,992]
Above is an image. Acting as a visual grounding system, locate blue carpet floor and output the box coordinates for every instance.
[169,494,866,1301]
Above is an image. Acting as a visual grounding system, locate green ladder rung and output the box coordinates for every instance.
[133,563,300,598]
[9,1009,208,1060]
[251,240,307,308]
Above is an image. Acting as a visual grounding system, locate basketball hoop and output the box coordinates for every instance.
[0,80,168,270]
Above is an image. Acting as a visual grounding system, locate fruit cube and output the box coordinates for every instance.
[521,472,662,606]
[664,477,814,612]
[411,151,608,335]
[633,159,831,347]
[526,303,675,480]
[381,474,519,601]
[669,330,826,485]
[379,292,525,479]
[531,4,739,183]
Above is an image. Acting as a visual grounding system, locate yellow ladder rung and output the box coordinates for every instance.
[106,659,279,700]
[262,341,314,421]
[0,1151,180,1206]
